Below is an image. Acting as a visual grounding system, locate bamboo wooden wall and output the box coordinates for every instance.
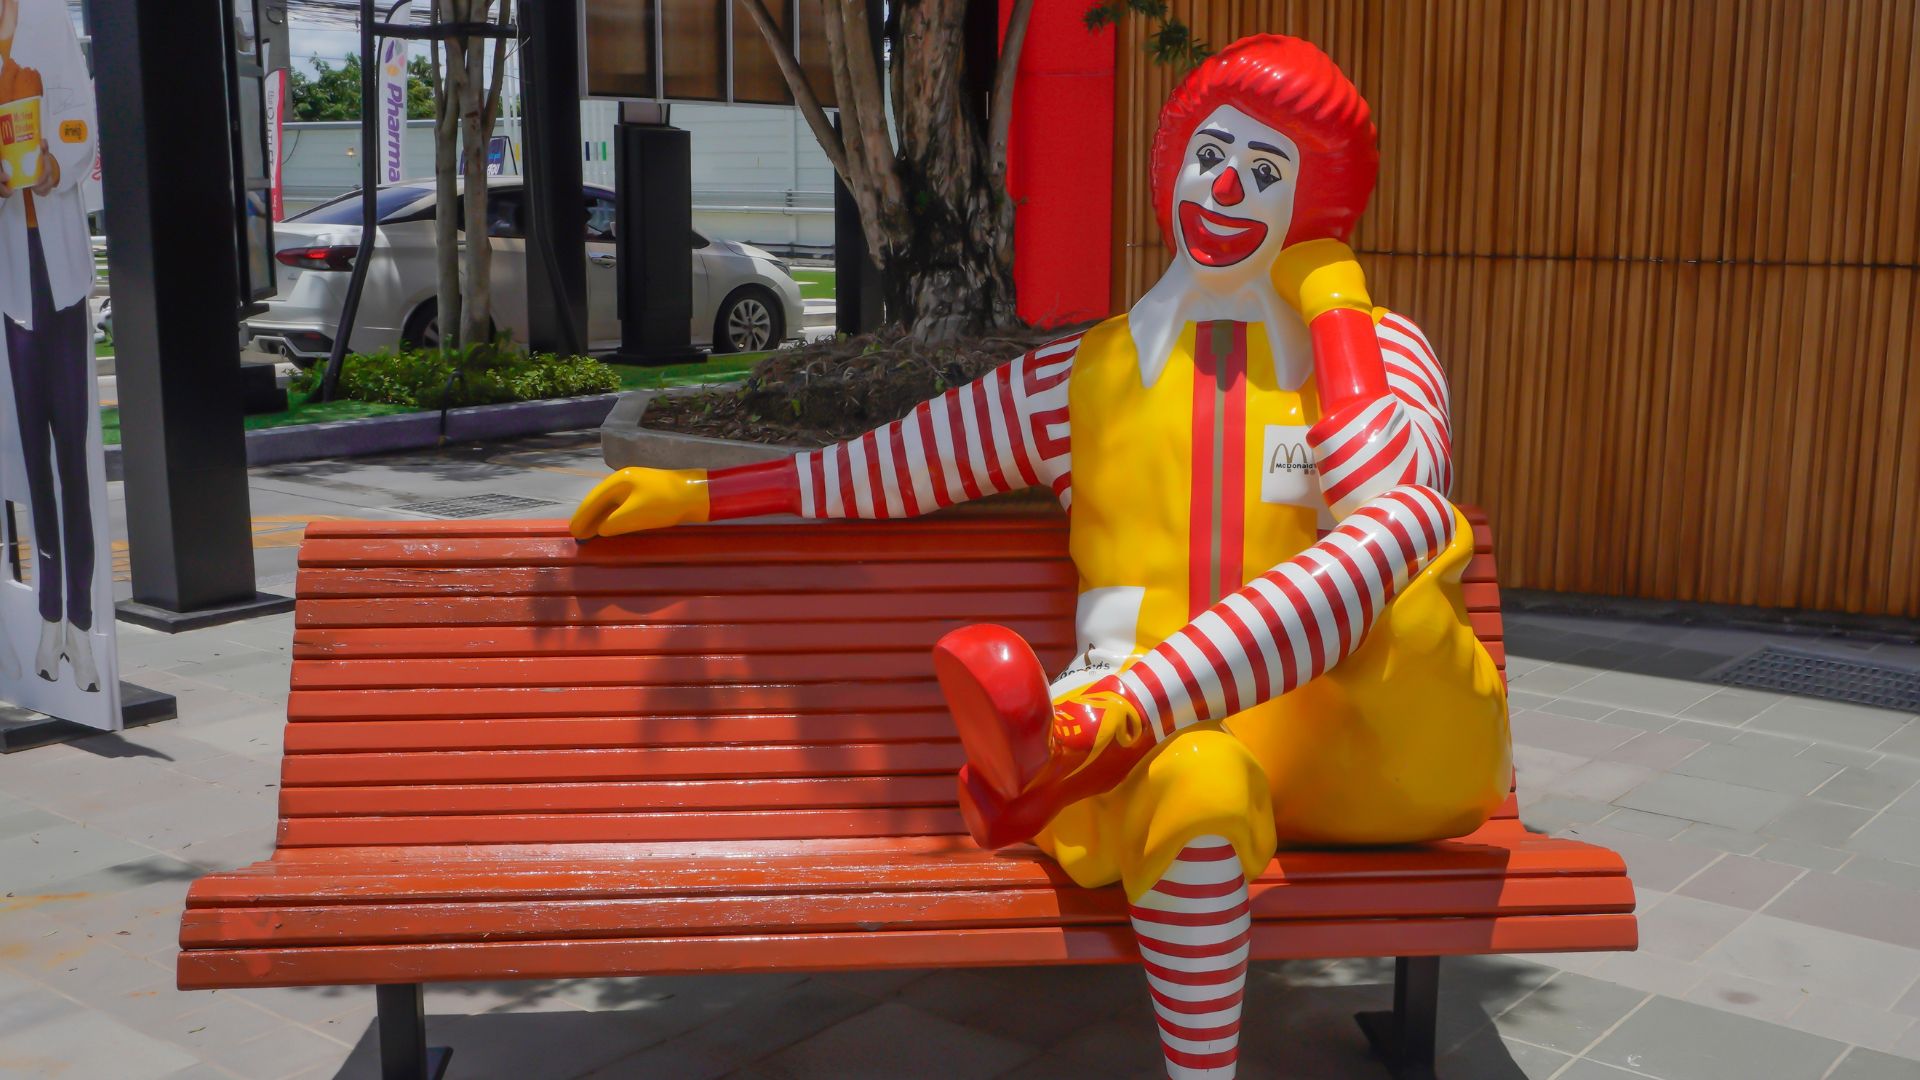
[1110,0,1920,618]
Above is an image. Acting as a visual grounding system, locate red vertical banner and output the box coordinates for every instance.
[1001,0,1116,328]
[265,67,286,220]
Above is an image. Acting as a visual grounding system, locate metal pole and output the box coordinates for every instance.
[319,0,385,401]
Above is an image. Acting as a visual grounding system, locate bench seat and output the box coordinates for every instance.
[176,511,1635,1077]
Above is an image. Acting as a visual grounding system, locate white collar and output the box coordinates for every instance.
[1126,260,1312,389]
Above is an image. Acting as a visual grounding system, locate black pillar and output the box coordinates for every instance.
[832,129,885,337]
[519,0,587,355]
[611,123,701,364]
[94,0,291,631]
[833,3,887,335]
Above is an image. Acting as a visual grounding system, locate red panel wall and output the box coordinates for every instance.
[1002,0,1117,328]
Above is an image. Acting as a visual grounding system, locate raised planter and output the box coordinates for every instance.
[104,393,623,479]
[599,388,795,470]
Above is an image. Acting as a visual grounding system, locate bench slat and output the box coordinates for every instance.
[288,683,950,721]
[277,807,971,847]
[293,622,1076,661]
[281,715,962,753]
[187,834,1627,905]
[294,590,1076,629]
[291,652,974,690]
[279,776,962,816]
[280,743,969,786]
[295,561,1077,598]
[181,874,1634,950]
[177,914,1639,989]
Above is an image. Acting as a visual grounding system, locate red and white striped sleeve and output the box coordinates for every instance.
[1305,312,1452,518]
[1089,485,1457,741]
[783,332,1079,518]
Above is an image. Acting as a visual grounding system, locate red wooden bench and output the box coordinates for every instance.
[176,509,1636,1080]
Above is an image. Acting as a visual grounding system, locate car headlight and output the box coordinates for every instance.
[769,258,792,277]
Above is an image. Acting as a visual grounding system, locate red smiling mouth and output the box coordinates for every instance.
[1178,200,1271,267]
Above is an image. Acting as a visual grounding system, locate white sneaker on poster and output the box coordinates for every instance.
[34,619,62,682]
[64,621,101,694]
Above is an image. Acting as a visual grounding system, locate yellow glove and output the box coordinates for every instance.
[569,467,711,539]
[1271,237,1374,323]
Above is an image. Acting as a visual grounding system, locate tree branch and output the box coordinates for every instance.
[736,0,848,181]
[838,0,899,205]
[483,0,510,128]
[988,0,1036,180]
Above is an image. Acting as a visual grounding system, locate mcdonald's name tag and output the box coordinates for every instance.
[1261,424,1317,506]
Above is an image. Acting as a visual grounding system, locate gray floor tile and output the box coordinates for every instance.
[1706,914,1920,1008]
[1683,970,1807,1022]
[748,1000,1039,1079]
[1878,721,1920,759]
[1600,708,1686,732]
[1437,1025,1572,1078]
[1512,711,1643,758]
[1604,731,1712,771]
[1638,893,1753,961]
[1553,1060,1657,1079]
[1730,730,1815,756]
[1586,995,1847,1080]
[1814,767,1920,811]
[1616,773,1799,832]
[1563,671,1718,716]
[1670,743,1841,796]
[1756,839,1854,873]
[1676,855,1801,910]
[1683,688,1787,725]
[1763,871,1920,949]
[1675,824,1765,855]
[1838,856,1920,891]
[0,1007,202,1080]
[1764,800,1876,846]
[1492,972,1648,1054]
[1550,761,1660,803]
[1561,824,1723,892]
[1589,948,1708,998]
[1750,701,1912,752]
[1783,995,1917,1057]
[1847,816,1920,867]
[1802,743,1887,770]
[1666,719,1742,744]
[1600,808,1694,838]
[1508,663,1603,696]
[1826,1047,1920,1080]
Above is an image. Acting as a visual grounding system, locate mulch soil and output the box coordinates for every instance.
[643,325,1089,447]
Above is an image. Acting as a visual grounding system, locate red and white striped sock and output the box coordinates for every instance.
[1130,836,1251,1079]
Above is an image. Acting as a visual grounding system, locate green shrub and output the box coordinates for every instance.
[291,339,619,409]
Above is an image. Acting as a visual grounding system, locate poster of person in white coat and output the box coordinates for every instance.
[0,0,120,729]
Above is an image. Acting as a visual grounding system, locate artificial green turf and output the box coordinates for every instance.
[99,358,761,445]
[100,392,410,446]
[792,269,836,301]
[606,353,765,390]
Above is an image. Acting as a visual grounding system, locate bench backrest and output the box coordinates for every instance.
[282,510,1504,849]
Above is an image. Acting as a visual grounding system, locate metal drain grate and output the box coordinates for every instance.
[396,493,561,519]
[1711,647,1920,712]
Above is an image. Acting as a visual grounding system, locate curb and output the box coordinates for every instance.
[104,393,621,480]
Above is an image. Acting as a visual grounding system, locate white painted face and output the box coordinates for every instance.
[1171,105,1300,284]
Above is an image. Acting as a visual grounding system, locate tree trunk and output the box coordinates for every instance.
[432,0,461,348]
[454,0,494,349]
[888,0,1018,341]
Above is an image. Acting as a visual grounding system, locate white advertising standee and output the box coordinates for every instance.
[265,66,286,220]
[377,38,407,185]
[0,0,121,731]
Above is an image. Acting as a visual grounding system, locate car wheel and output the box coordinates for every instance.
[400,300,442,351]
[402,302,497,351]
[713,287,783,354]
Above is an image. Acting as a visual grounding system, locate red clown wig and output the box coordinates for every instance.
[1151,35,1378,250]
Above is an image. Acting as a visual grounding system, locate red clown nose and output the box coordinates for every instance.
[1212,167,1245,206]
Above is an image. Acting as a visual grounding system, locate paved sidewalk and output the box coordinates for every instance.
[3,432,1919,1079]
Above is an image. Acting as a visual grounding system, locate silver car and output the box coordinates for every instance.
[245,177,805,364]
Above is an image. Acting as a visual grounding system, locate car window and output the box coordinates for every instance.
[585,193,616,241]
[292,185,434,225]
[482,189,524,238]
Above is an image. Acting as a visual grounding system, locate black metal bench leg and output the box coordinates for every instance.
[376,984,453,1080]
[1355,956,1440,1080]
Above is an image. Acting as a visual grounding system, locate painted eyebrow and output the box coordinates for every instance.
[1197,128,1235,143]
[1248,140,1291,159]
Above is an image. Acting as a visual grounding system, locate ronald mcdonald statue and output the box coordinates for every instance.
[574,34,1509,1079]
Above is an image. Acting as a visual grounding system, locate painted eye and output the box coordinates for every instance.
[1195,144,1224,172]
[1251,160,1283,192]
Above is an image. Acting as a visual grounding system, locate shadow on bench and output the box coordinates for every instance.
[176,510,1636,1080]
